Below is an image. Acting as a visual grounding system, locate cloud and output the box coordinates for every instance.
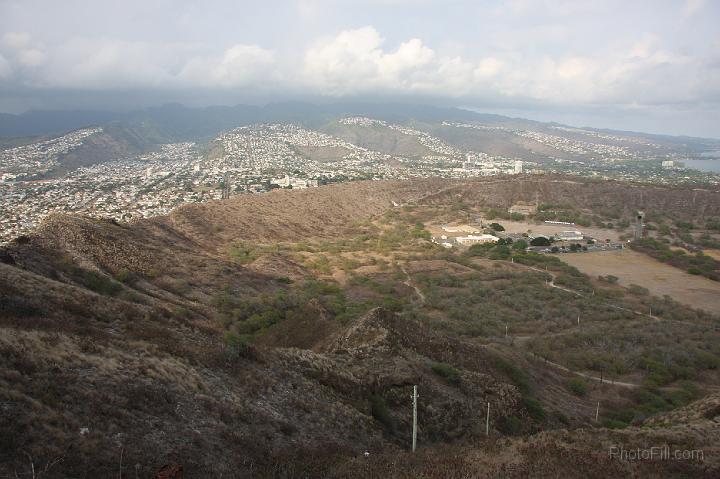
[180,44,276,88]
[17,48,47,67]
[683,0,706,17]
[0,32,47,70]
[297,25,719,108]
[0,53,12,78]
[0,35,276,90]
[2,32,33,50]
[474,57,503,78]
[302,27,437,94]
[0,23,717,114]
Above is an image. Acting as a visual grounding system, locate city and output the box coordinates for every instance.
[2,118,719,244]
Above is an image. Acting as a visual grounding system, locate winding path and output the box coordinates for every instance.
[401,264,426,305]
[524,264,668,323]
[528,352,640,388]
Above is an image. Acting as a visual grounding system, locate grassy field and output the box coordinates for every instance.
[556,249,720,313]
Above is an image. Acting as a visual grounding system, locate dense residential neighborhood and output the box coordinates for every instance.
[1,118,717,244]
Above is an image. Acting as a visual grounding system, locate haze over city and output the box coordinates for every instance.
[1,0,719,137]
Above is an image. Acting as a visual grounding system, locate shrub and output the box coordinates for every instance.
[493,356,530,393]
[602,418,629,429]
[75,269,123,296]
[497,415,523,435]
[566,378,588,397]
[114,268,138,285]
[489,245,512,260]
[489,222,505,232]
[530,237,551,246]
[370,394,393,429]
[467,243,494,256]
[0,295,44,317]
[512,240,528,251]
[628,284,649,296]
[224,332,252,360]
[522,396,546,422]
[431,362,461,385]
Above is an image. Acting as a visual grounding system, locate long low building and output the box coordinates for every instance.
[456,234,499,245]
[557,230,584,241]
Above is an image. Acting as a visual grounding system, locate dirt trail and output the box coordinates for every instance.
[401,264,426,305]
[528,352,640,388]
[523,264,672,323]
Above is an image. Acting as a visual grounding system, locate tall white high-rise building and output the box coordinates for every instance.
[514,160,523,174]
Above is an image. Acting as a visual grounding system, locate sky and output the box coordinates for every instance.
[0,0,719,137]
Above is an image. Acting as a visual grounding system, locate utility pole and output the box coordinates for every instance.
[577,314,580,325]
[485,402,490,436]
[595,401,600,422]
[412,385,418,452]
[505,323,508,338]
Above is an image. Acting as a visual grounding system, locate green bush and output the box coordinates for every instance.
[602,418,629,429]
[223,332,252,359]
[431,362,461,385]
[493,356,530,393]
[489,245,512,260]
[370,394,393,429]
[512,240,528,250]
[566,378,588,397]
[530,237,551,246]
[75,269,123,296]
[522,396,546,422]
[114,268,138,285]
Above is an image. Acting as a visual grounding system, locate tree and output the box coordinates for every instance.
[489,245,512,260]
[512,239,528,251]
[489,222,505,232]
[530,236,551,247]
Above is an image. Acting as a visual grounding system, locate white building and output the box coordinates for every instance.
[661,160,684,169]
[456,234,499,245]
[270,174,318,189]
[514,160,523,174]
[557,231,584,241]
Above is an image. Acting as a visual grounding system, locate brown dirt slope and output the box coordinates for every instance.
[2,177,720,477]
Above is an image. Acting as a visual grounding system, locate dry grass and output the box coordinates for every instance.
[557,249,720,313]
